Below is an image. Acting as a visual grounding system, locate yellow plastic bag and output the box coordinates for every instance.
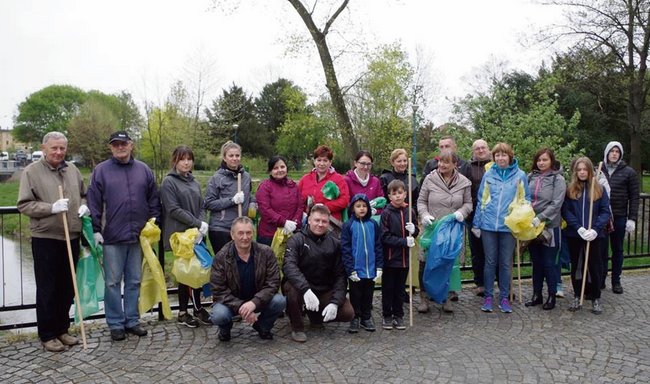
[138,218,172,319]
[504,182,545,241]
[171,256,211,289]
[169,228,199,258]
[270,228,290,271]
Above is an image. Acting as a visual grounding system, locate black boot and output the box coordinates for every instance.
[525,292,543,307]
[542,295,556,310]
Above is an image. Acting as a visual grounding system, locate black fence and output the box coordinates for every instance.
[2,195,649,330]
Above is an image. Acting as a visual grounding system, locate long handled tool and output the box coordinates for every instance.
[408,158,414,327]
[579,162,603,306]
[59,186,87,349]
[237,173,242,217]
[516,240,522,305]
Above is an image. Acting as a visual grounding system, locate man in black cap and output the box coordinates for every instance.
[86,131,161,341]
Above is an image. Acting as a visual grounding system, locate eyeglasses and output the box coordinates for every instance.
[357,161,372,167]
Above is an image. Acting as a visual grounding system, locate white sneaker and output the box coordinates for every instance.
[555,290,565,298]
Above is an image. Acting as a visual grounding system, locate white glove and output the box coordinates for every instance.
[374,269,383,283]
[586,229,598,242]
[150,217,156,224]
[421,214,434,227]
[577,227,589,241]
[232,191,245,205]
[454,211,464,222]
[307,195,314,207]
[532,217,541,228]
[78,204,90,217]
[471,227,481,238]
[303,289,319,311]
[406,236,415,248]
[194,232,204,244]
[284,220,297,234]
[371,207,377,216]
[51,198,69,214]
[626,220,635,233]
[93,232,104,245]
[322,303,338,322]
[405,222,415,235]
[349,272,361,282]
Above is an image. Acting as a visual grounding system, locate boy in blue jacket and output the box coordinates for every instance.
[341,193,383,333]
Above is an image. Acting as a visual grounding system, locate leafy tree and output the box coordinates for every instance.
[13,85,87,144]
[347,43,414,170]
[205,84,273,158]
[542,0,650,180]
[255,78,296,147]
[454,71,581,171]
[67,100,118,167]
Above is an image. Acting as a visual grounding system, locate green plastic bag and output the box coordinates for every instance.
[449,255,462,292]
[321,181,340,200]
[74,248,105,323]
[418,222,437,251]
[370,196,387,209]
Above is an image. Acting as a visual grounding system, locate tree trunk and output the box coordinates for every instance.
[287,0,359,160]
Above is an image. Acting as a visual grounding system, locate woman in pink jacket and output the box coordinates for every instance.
[344,150,384,214]
[256,155,304,245]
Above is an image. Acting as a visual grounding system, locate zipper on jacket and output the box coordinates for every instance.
[361,221,369,277]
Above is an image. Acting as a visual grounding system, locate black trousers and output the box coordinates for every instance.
[208,230,231,255]
[32,237,80,342]
[382,267,409,318]
[178,283,202,312]
[349,278,375,320]
[568,236,602,300]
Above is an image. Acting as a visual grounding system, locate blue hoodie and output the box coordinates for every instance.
[341,193,383,279]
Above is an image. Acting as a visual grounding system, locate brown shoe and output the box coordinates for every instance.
[57,333,79,346]
[442,300,454,313]
[417,291,430,313]
[42,338,65,352]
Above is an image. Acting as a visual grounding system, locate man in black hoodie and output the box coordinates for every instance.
[600,141,639,294]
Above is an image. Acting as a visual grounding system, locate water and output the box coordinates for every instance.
[0,234,37,327]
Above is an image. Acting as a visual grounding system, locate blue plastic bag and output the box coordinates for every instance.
[422,215,465,304]
[194,241,213,269]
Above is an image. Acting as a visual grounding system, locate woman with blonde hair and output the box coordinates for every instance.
[561,157,610,314]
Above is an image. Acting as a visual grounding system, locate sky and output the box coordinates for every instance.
[0,0,567,130]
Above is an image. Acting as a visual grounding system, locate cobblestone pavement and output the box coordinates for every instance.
[1,271,649,383]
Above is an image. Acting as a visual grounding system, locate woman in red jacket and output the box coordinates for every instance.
[256,155,304,245]
[298,145,350,221]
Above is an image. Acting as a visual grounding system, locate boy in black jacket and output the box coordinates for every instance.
[380,180,418,330]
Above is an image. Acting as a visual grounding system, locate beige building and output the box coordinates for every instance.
[0,129,28,152]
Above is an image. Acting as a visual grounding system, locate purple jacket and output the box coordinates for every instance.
[87,156,161,244]
[344,170,383,203]
[256,176,304,239]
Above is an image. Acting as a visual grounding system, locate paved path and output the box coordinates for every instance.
[1,272,649,383]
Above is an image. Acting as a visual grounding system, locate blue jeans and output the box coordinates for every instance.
[607,216,627,285]
[529,228,560,296]
[210,294,286,332]
[103,243,142,330]
[481,230,515,300]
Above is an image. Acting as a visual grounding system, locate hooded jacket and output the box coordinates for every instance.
[298,166,350,221]
[600,141,639,221]
[256,176,303,239]
[472,159,530,233]
[282,225,347,306]
[527,166,566,229]
[160,168,204,251]
[341,194,383,278]
[203,162,254,233]
[380,202,419,268]
[417,169,473,221]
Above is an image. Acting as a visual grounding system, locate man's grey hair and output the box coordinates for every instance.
[42,131,68,144]
[230,216,254,234]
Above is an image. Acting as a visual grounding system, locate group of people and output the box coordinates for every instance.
[18,129,639,352]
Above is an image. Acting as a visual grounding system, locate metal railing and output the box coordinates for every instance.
[2,195,649,330]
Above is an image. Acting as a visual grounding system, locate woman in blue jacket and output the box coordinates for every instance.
[472,143,530,314]
[562,157,610,314]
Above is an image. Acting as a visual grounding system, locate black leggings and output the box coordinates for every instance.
[178,283,202,312]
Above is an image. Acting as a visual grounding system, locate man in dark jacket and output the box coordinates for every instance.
[86,131,161,342]
[466,139,491,296]
[420,136,470,183]
[210,217,286,342]
[282,204,355,342]
[600,141,640,294]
